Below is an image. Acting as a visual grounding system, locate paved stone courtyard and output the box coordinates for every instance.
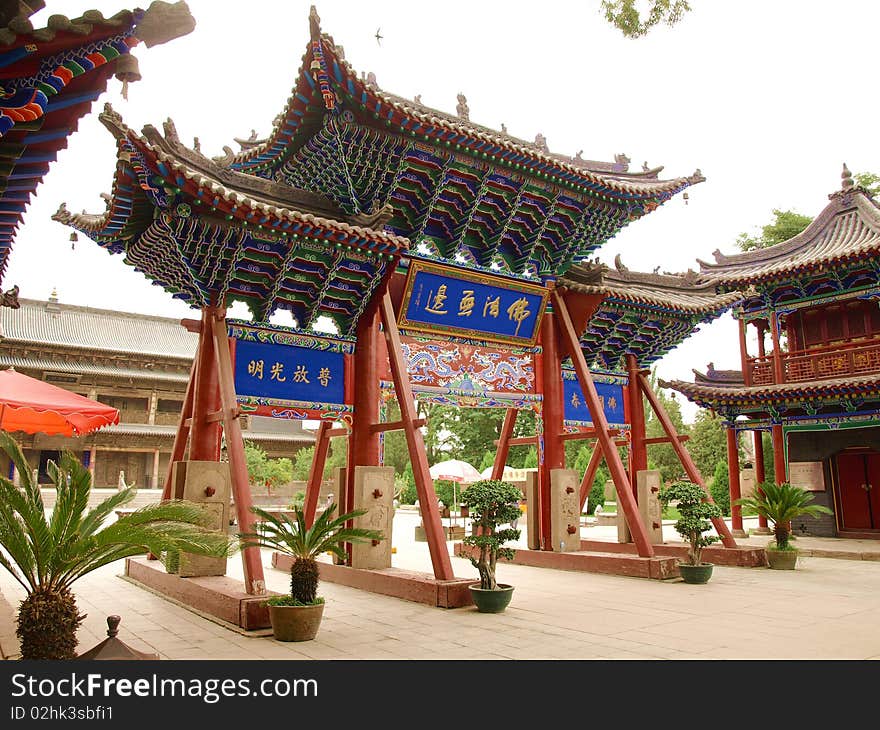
[2,511,880,660]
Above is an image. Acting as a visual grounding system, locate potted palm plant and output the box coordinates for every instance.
[658,480,723,584]
[238,504,382,641]
[735,481,833,569]
[0,433,231,660]
[458,479,521,613]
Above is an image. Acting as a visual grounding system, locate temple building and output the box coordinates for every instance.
[664,166,880,538]
[0,294,315,487]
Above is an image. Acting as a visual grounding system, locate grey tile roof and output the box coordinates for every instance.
[100,422,314,444]
[0,353,189,383]
[0,298,197,359]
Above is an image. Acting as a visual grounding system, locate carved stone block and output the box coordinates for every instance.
[172,460,230,577]
[550,469,580,552]
[350,466,394,570]
[637,470,664,544]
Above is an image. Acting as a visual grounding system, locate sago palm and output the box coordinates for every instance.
[0,432,232,659]
[735,481,833,550]
[239,504,382,605]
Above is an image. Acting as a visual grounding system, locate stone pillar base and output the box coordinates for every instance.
[731,529,750,538]
[750,527,773,535]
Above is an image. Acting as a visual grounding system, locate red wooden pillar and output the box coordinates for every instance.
[771,423,787,483]
[538,304,566,550]
[210,315,265,595]
[579,444,603,512]
[304,420,332,527]
[637,371,737,548]
[492,408,518,480]
[190,306,222,461]
[553,290,654,557]
[770,311,785,384]
[379,292,453,580]
[738,318,752,387]
[346,305,381,517]
[161,356,196,501]
[626,354,647,496]
[726,425,745,535]
[753,430,769,529]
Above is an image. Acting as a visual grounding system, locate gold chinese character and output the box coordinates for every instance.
[483,295,500,318]
[425,284,449,315]
[599,395,605,409]
[506,296,532,336]
[247,359,264,380]
[458,290,475,317]
[607,396,617,411]
[571,393,581,408]
[270,362,286,382]
[318,367,331,387]
[293,365,310,383]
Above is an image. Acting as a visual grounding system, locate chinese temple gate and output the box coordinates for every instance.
[665,167,880,539]
[0,0,194,285]
[57,6,746,604]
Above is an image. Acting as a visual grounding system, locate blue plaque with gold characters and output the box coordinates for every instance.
[398,260,548,345]
[563,376,626,426]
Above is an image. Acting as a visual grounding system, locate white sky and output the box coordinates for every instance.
[6,0,880,422]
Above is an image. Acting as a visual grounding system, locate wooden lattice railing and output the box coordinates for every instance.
[748,337,880,385]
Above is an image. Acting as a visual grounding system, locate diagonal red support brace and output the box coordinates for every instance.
[492,408,518,480]
[579,444,603,512]
[637,370,737,548]
[553,289,655,557]
[304,420,332,527]
[379,292,454,580]
[211,315,266,594]
[161,356,196,501]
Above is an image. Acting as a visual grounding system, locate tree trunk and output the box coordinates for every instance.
[17,587,83,659]
[290,557,319,604]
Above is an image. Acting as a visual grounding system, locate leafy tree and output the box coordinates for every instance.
[572,443,611,514]
[291,445,316,481]
[710,459,731,516]
[398,462,417,504]
[761,431,776,485]
[523,446,538,468]
[688,410,728,481]
[478,451,495,472]
[0,433,230,659]
[601,0,691,38]
[854,171,880,198]
[644,371,689,483]
[245,441,292,489]
[736,209,813,252]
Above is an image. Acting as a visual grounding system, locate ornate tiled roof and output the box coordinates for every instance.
[698,166,880,288]
[0,296,196,359]
[559,260,742,370]
[692,363,744,386]
[53,105,409,334]
[661,373,880,410]
[223,7,703,279]
[0,2,195,284]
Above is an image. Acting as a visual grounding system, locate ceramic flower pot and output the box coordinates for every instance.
[268,601,324,641]
[766,548,798,570]
[468,583,514,613]
[677,563,714,584]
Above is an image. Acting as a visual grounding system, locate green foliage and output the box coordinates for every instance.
[601,0,691,38]
[239,504,382,604]
[291,445,316,481]
[658,480,722,566]
[736,209,813,252]
[710,459,731,516]
[478,451,495,472]
[0,432,232,659]
[523,446,538,468]
[645,373,690,483]
[572,444,608,514]
[245,441,293,488]
[761,432,776,485]
[688,410,729,481]
[398,462,417,504]
[854,171,880,198]
[459,480,522,590]
[289,490,306,510]
[735,481,833,550]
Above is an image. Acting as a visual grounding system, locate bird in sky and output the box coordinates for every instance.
[375,28,383,46]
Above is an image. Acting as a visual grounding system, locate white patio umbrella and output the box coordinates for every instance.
[480,464,516,480]
[429,459,481,527]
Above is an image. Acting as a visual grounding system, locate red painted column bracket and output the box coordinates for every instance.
[552,289,654,557]
[304,420,332,527]
[210,315,266,595]
[379,292,454,580]
[578,443,603,512]
[636,371,737,548]
[492,408,518,480]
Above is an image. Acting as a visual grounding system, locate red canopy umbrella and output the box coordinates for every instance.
[0,368,119,436]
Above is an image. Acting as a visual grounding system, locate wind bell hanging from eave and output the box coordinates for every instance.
[114,53,142,101]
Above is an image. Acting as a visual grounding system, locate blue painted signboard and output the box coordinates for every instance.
[398,260,548,345]
[563,376,626,426]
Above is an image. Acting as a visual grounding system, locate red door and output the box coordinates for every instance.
[836,452,880,530]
